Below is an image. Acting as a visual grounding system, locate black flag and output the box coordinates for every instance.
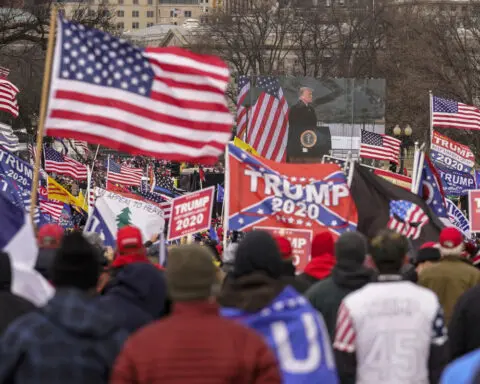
[350,163,443,248]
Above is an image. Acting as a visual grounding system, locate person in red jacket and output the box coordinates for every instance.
[297,231,336,287]
[110,244,281,384]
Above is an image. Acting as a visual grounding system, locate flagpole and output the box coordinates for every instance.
[414,149,425,194]
[223,144,230,254]
[30,6,57,225]
[429,90,433,150]
[411,141,419,193]
[106,155,110,187]
[86,166,92,217]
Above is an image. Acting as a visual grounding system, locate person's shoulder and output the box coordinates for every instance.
[306,276,334,296]
[441,348,480,384]
[2,310,46,343]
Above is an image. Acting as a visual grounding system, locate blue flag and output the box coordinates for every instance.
[436,165,475,196]
[476,170,480,188]
[83,205,116,248]
[415,155,448,220]
[217,184,224,203]
[221,286,338,384]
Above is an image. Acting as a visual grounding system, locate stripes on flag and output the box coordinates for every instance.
[44,146,88,180]
[387,200,429,240]
[72,139,89,154]
[44,18,233,164]
[359,130,401,164]
[39,199,64,221]
[138,190,171,219]
[0,66,10,79]
[245,76,288,162]
[107,158,143,186]
[432,96,480,130]
[0,123,19,151]
[0,79,19,118]
[235,76,250,139]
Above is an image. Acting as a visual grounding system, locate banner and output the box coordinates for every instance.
[431,131,474,173]
[437,166,475,196]
[254,226,312,272]
[233,137,259,156]
[84,188,165,247]
[468,190,480,233]
[226,144,358,239]
[373,168,412,191]
[445,198,470,238]
[168,187,215,241]
[0,149,32,194]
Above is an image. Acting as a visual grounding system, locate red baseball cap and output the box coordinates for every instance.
[275,236,292,260]
[37,224,64,249]
[116,226,143,255]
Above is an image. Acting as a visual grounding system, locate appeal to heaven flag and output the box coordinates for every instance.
[84,188,165,248]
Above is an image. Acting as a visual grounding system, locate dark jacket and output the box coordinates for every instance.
[218,272,285,312]
[0,252,35,335]
[449,284,480,361]
[287,100,317,160]
[419,255,480,324]
[0,289,128,384]
[34,248,56,280]
[110,301,281,383]
[306,265,373,341]
[297,255,336,287]
[281,261,311,294]
[100,263,168,334]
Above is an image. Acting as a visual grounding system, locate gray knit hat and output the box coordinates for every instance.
[166,244,216,302]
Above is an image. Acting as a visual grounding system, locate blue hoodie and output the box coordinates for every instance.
[100,263,167,334]
[441,349,480,384]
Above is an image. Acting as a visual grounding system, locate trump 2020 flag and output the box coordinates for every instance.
[226,143,357,239]
[84,188,165,248]
[221,286,338,384]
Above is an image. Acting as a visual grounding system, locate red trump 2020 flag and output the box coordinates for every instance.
[226,143,358,239]
[45,18,233,164]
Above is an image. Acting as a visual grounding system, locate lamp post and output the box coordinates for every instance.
[393,124,413,174]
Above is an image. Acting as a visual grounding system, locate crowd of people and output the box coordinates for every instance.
[0,223,479,383]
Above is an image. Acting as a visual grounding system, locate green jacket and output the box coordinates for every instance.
[419,256,480,324]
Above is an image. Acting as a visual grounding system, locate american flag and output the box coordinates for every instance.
[156,173,174,191]
[44,18,233,164]
[71,139,90,154]
[139,190,171,219]
[39,198,64,221]
[44,146,88,180]
[0,78,19,118]
[28,143,37,166]
[107,158,143,186]
[333,302,356,353]
[236,76,250,139]
[387,200,429,240]
[0,123,19,151]
[359,130,401,164]
[246,76,288,162]
[0,66,10,79]
[432,96,480,130]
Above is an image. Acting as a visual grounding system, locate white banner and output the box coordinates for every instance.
[84,188,165,247]
[445,198,471,238]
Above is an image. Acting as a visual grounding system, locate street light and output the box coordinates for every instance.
[393,124,413,174]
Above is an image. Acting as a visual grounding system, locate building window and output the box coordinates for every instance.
[101,0,108,4]
[147,10,154,17]
[147,22,154,27]
[184,10,192,17]
[148,0,153,3]
[133,0,138,4]
[132,10,139,17]
[118,0,123,3]
[132,22,139,29]
[117,22,124,29]
[117,10,124,17]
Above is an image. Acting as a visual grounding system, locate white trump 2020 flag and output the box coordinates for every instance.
[84,188,165,248]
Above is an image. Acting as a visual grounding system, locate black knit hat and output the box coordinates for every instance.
[415,247,441,266]
[233,230,282,279]
[51,232,101,291]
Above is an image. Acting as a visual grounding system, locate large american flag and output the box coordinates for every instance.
[246,76,288,161]
[44,18,233,164]
[359,130,401,164]
[0,78,19,118]
[387,200,429,240]
[44,146,88,180]
[139,190,171,219]
[235,75,250,139]
[107,158,143,186]
[432,96,480,130]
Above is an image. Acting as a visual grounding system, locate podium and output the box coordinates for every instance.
[287,126,332,164]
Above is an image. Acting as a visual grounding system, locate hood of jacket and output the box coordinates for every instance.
[331,264,374,290]
[218,272,285,313]
[103,263,167,319]
[303,253,336,280]
[43,289,119,338]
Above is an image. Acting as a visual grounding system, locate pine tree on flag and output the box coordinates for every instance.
[116,207,132,228]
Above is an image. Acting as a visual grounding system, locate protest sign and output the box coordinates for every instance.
[84,188,165,247]
[469,190,480,233]
[168,186,215,241]
[445,199,470,238]
[437,166,475,196]
[226,144,357,239]
[254,226,312,272]
[431,131,475,173]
